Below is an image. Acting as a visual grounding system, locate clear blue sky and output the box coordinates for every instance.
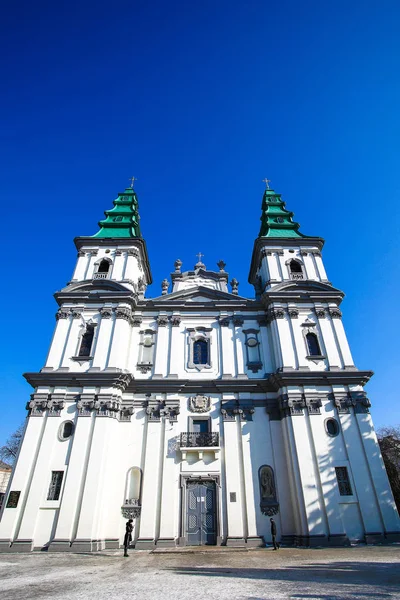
[1,0,399,444]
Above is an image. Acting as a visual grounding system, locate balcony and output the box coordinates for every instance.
[93,272,109,280]
[179,432,220,460]
[121,498,141,519]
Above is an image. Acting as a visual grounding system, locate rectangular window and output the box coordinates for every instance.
[192,419,210,433]
[335,467,352,496]
[47,471,64,501]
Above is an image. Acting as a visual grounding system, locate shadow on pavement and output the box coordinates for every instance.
[166,561,400,588]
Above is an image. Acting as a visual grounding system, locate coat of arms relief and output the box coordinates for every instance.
[189,395,211,413]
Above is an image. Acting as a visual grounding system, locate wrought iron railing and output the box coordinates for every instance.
[93,272,109,279]
[290,273,304,280]
[180,432,219,447]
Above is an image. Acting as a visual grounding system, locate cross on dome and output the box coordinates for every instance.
[262,177,271,190]
[129,176,137,189]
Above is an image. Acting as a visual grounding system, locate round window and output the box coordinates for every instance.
[247,337,258,347]
[59,421,74,441]
[325,418,339,437]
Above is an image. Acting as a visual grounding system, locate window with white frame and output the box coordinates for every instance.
[335,466,353,496]
[78,323,96,357]
[187,327,212,369]
[93,257,112,279]
[137,329,156,369]
[47,471,64,501]
[287,259,305,280]
[243,328,262,372]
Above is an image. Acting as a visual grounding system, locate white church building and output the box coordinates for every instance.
[0,182,399,552]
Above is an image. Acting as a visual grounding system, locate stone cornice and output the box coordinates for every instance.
[24,370,134,390]
[23,368,373,393]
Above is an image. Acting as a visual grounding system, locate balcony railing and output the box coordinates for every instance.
[93,272,109,280]
[290,273,304,280]
[180,432,219,447]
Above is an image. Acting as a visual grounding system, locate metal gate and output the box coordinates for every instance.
[186,480,217,545]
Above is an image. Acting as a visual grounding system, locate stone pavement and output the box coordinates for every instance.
[0,545,399,600]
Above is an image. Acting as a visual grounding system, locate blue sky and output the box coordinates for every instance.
[1,0,399,443]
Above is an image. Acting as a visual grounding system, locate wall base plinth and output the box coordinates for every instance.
[365,533,385,544]
[135,538,156,550]
[71,539,104,552]
[47,540,72,552]
[156,538,176,548]
[0,540,12,552]
[246,536,265,547]
[226,537,246,547]
[7,539,33,552]
[385,532,400,543]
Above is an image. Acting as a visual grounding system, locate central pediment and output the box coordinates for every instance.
[146,285,253,306]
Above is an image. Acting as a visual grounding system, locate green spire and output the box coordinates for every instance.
[92,187,142,238]
[258,188,307,238]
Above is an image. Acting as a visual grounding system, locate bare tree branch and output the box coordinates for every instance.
[0,424,24,466]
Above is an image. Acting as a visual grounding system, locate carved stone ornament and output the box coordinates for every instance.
[121,499,141,519]
[77,250,86,257]
[27,394,65,417]
[174,259,182,272]
[316,309,326,318]
[115,307,132,322]
[71,309,83,319]
[329,308,342,319]
[268,308,285,321]
[157,316,169,327]
[232,317,244,326]
[288,309,299,318]
[230,278,239,295]
[189,395,211,413]
[170,316,181,327]
[56,309,70,320]
[100,308,113,319]
[161,279,169,295]
[127,248,139,258]
[132,316,143,327]
[259,465,279,517]
[219,318,230,327]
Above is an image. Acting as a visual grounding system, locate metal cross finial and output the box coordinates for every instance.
[129,176,137,189]
[196,252,204,263]
[262,178,271,190]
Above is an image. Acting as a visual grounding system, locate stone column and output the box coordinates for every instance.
[92,309,114,369]
[136,409,164,548]
[222,412,246,546]
[45,310,72,369]
[153,317,169,377]
[107,308,132,370]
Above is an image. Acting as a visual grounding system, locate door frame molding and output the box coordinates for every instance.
[178,474,222,546]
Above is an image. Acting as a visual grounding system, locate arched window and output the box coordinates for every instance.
[98,259,110,273]
[78,324,95,357]
[306,332,321,356]
[94,258,112,279]
[289,260,302,273]
[193,339,209,365]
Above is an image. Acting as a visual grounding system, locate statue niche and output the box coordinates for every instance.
[259,465,279,516]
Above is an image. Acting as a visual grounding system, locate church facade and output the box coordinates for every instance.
[0,184,399,552]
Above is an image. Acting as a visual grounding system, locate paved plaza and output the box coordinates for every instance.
[0,545,399,600]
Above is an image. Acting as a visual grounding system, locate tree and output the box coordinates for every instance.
[377,425,400,514]
[0,423,24,466]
